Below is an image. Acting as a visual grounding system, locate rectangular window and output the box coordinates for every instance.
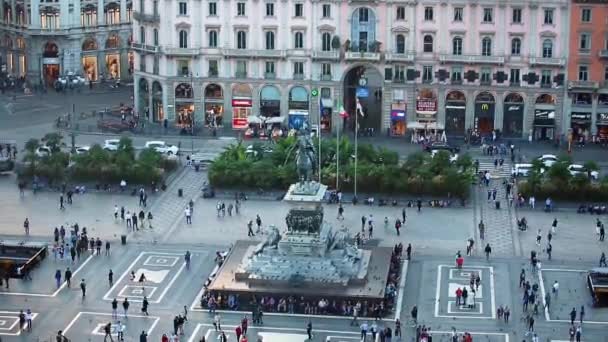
[605,66,608,81]
[237,2,246,16]
[396,6,405,20]
[208,2,217,16]
[236,60,247,76]
[321,63,331,76]
[512,8,522,23]
[454,7,463,22]
[422,65,433,82]
[480,67,491,84]
[153,56,159,75]
[581,8,591,22]
[578,65,588,81]
[451,66,462,83]
[293,61,304,77]
[139,56,146,72]
[266,3,274,16]
[541,70,552,86]
[209,60,218,77]
[424,7,433,21]
[178,60,189,76]
[178,2,187,16]
[510,68,520,84]
[265,61,275,74]
[483,8,493,23]
[543,9,554,25]
[579,33,590,51]
[322,4,331,18]
[294,3,303,17]
[394,65,406,82]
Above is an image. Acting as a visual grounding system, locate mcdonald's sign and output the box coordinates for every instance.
[481,103,489,111]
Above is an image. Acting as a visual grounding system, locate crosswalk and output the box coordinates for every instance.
[476,157,513,179]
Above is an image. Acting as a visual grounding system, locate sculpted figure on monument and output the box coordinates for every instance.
[285,122,317,184]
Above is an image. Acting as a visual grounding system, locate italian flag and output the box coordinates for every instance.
[339,103,349,118]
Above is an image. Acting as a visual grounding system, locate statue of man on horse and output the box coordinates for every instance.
[294,122,317,184]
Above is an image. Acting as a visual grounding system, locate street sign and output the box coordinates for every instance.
[311,88,319,97]
[356,87,369,98]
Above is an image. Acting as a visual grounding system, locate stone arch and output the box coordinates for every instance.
[446,90,466,102]
[105,33,121,49]
[535,94,555,105]
[42,41,59,58]
[204,83,223,99]
[175,83,193,99]
[82,37,98,51]
[232,83,253,98]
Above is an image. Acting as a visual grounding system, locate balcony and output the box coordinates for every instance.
[208,70,219,78]
[257,49,286,59]
[312,50,340,61]
[393,77,405,84]
[529,57,566,67]
[222,48,256,58]
[264,72,276,79]
[130,42,159,54]
[480,79,492,86]
[345,51,381,62]
[163,47,199,57]
[439,53,505,65]
[320,74,332,81]
[599,50,608,59]
[235,71,247,78]
[293,73,305,80]
[133,11,160,23]
[286,49,311,58]
[568,81,599,90]
[385,51,415,63]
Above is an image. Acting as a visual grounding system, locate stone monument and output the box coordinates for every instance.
[208,124,392,302]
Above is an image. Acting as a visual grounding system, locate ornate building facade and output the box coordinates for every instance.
[0,0,133,85]
[133,0,569,138]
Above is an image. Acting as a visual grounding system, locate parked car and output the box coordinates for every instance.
[145,141,179,155]
[511,163,540,177]
[75,145,90,154]
[425,142,460,154]
[538,154,558,168]
[431,150,458,163]
[35,146,51,157]
[568,164,600,180]
[103,139,120,151]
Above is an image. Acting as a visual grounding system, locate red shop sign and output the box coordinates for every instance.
[416,99,437,112]
[232,117,248,129]
[232,99,252,107]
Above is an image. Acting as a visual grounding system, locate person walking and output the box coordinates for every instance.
[406,243,412,260]
[54,269,62,289]
[256,215,262,232]
[600,252,607,267]
[546,243,552,260]
[247,220,255,237]
[112,298,118,320]
[337,204,344,220]
[23,218,30,235]
[147,211,153,228]
[536,229,542,246]
[213,313,221,331]
[114,205,119,220]
[544,293,551,311]
[59,194,65,210]
[552,280,559,296]
[478,220,485,240]
[185,206,192,224]
[552,218,558,234]
[65,267,72,288]
[141,296,149,316]
[80,279,86,299]
[185,251,191,270]
[306,320,313,340]
[122,298,130,318]
[105,241,111,256]
[570,307,577,325]
[401,208,406,223]
[579,305,585,324]
[600,224,605,242]
[484,243,492,260]
[108,269,114,287]
[103,322,114,342]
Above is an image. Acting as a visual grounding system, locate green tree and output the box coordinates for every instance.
[547,161,571,185]
[42,133,63,152]
[583,160,599,179]
[117,136,135,159]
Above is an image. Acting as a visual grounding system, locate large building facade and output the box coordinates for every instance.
[133,0,571,138]
[565,0,608,144]
[0,0,133,85]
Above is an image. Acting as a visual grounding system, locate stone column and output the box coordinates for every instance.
[529,4,538,56]
[0,1,4,24]
[495,93,504,131]
[164,80,174,122]
[591,95,598,135]
[437,87,446,129]
[72,0,81,28]
[465,89,475,131]
[120,0,127,22]
[30,0,40,27]
[408,3,416,52]
[98,0,105,25]
[10,0,16,24]
[98,51,106,77]
[120,50,129,79]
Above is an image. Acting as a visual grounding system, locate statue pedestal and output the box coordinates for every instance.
[283,182,327,206]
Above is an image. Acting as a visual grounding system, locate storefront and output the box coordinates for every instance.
[503,93,524,138]
[42,42,60,86]
[412,88,437,131]
[288,86,309,129]
[105,34,121,79]
[533,94,556,141]
[390,103,407,136]
[81,38,98,81]
[204,84,224,127]
[597,113,608,143]
[152,81,164,122]
[533,109,555,141]
[232,83,253,129]
[445,91,466,136]
[175,83,194,127]
[260,85,281,118]
[570,112,591,142]
[138,78,149,118]
[474,92,495,134]
[320,97,333,132]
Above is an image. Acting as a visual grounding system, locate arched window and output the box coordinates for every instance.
[153,29,159,46]
[139,26,145,44]
[511,38,521,55]
[542,39,553,58]
[423,35,433,53]
[452,37,463,55]
[396,34,405,54]
[179,30,188,48]
[321,32,331,51]
[294,32,304,49]
[209,30,218,48]
[265,31,275,50]
[237,31,247,49]
[481,37,492,56]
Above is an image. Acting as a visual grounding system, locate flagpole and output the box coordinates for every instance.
[354,100,358,199]
[318,103,322,183]
[336,116,340,190]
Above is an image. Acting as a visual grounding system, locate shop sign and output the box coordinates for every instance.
[475,103,495,117]
[416,99,437,113]
[288,110,309,130]
[232,99,252,107]
[289,101,309,110]
[391,110,406,121]
[232,117,248,129]
[356,87,369,98]
[506,105,522,112]
[311,88,319,97]
[571,112,591,122]
[43,58,60,65]
[598,113,608,124]
[534,109,555,126]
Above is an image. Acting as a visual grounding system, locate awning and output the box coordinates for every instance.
[407,121,445,130]
[416,110,437,116]
[247,115,264,124]
[265,116,286,124]
[321,98,333,108]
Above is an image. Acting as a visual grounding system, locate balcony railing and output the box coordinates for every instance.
[235,71,247,78]
[130,42,159,54]
[568,81,599,89]
[133,11,160,23]
[286,49,311,58]
[163,47,199,56]
[222,48,256,58]
[265,72,276,79]
[293,73,305,80]
[602,80,608,89]
[599,50,608,58]
[312,50,340,61]
[257,49,286,58]
[529,57,566,67]
[480,79,492,86]
[320,74,332,81]
[345,51,381,62]
[208,70,218,77]
[439,53,505,65]
[385,51,415,63]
